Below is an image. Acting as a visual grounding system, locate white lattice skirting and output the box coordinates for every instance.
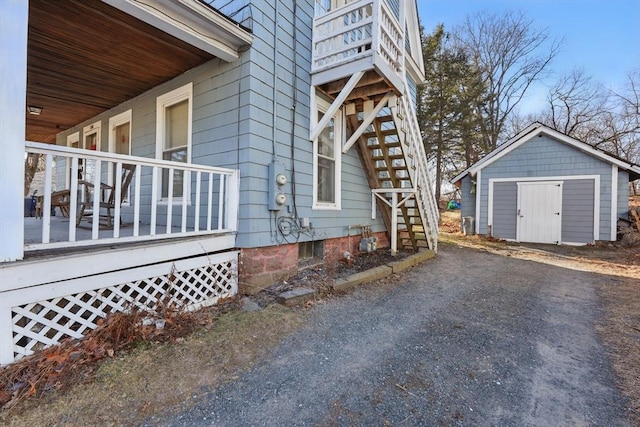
[0,251,238,364]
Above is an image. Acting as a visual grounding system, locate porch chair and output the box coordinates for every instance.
[34,190,71,218]
[76,164,136,228]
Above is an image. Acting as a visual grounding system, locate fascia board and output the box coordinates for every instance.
[102,0,252,62]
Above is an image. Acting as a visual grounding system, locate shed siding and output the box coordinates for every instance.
[491,181,516,240]
[618,170,630,220]
[56,0,387,250]
[478,135,613,240]
[561,179,595,244]
[460,175,475,219]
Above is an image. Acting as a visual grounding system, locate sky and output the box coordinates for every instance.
[416,0,640,114]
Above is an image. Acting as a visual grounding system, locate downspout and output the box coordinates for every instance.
[289,0,299,218]
[271,0,279,161]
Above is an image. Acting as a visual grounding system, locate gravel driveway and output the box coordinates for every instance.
[155,243,629,426]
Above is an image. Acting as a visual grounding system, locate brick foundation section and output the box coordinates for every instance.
[238,244,299,295]
[238,232,389,295]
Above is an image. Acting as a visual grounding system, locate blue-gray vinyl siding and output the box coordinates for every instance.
[459,175,475,218]
[476,135,614,240]
[406,74,417,109]
[491,182,516,239]
[561,179,595,244]
[459,175,475,230]
[385,0,400,19]
[618,170,630,220]
[56,0,387,250]
[488,178,595,244]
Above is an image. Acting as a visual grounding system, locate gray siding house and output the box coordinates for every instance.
[451,123,640,245]
[0,0,437,364]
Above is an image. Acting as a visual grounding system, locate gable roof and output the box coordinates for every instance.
[451,122,640,184]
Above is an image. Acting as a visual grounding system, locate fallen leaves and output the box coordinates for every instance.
[0,296,240,413]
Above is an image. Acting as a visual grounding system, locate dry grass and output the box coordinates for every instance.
[596,277,640,425]
[439,210,461,233]
[1,304,305,426]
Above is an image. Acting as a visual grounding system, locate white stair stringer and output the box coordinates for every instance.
[390,87,440,252]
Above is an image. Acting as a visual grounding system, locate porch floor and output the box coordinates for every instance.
[24,215,189,247]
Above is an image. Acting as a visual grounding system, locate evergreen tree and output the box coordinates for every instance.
[417,25,484,202]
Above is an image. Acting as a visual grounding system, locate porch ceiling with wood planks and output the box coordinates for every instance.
[26,0,214,144]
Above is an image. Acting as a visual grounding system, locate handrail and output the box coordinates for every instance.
[25,141,239,251]
[311,0,403,88]
[394,84,440,251]
[25,141,235,175]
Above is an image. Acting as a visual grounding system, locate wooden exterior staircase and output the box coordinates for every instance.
[311,0,439,253]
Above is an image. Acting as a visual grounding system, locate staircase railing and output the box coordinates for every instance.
[392,84,440,251]
[311,0,404,92]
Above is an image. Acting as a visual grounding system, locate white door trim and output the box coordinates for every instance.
[610,165,618,241]
[516,181,563,244]
[474,170,481,234]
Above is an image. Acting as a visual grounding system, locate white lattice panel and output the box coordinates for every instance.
[9,252,237,361]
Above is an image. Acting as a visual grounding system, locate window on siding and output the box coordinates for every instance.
[156,83,192,200]
[313,97,342,210]
[81,121,100,185]
[108,110,132,203]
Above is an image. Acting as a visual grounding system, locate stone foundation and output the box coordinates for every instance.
[238,232,390,295]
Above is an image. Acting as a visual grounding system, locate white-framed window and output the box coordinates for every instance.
[313,96,342,210]
[81,121,101,184]
[66,132,80,188]
[108,110,132,156]
[156,83,192,201]
[83,121,101,151]
[108,109,132,203]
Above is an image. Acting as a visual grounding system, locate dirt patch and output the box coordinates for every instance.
[596,276,640,425]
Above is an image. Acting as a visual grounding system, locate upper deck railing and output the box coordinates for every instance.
[311,0,404,92]
[24,141,239,251]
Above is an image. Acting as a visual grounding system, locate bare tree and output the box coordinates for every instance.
[453,10,562,152]
[24,153,42,196]
[538,68,610,143]
[595,70,640,159]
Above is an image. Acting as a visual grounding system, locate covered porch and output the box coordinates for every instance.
[0,0,251,364]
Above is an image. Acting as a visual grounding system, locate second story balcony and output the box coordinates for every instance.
[311,0,405,99]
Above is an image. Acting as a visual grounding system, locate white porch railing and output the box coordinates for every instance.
[311,0,403,91]
[392,82,440,251]
[25,141,239,251]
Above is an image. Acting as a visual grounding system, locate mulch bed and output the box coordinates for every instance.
[252,248,413,307]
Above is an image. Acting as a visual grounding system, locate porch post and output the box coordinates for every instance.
[0,0,29,262]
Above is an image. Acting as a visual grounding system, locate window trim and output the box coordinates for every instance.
[108,109,132,155]
[82,121,101,151]
[108,109,133,205]
[312,96,342,210]
[155,83,193,203]
[65,132,80,188]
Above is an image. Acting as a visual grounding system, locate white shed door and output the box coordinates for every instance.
[517,181,562,244]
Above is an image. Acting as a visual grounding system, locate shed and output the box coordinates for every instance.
[451,123,640,245]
